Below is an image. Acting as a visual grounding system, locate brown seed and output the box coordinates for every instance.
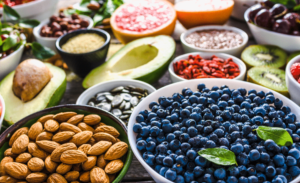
[50,143,77,162]
[4,162,30,179]
[11,134,29,154]
[64,171,79,182]
[94,126,119,137]
[60,150,88,164]
[28,142,49,160]
[0,157,13,176]
[79,171,90,182]
[36,131,53,141]
[28,122,43,141]
[47,173,68,183]
[28,157,44,172]
[96,154,108,169]
[8,127,28,147]
[45,156,58,173]
[104,142,128,160]
[0,175,17,183]
[54,112,77,122]
[60,123,82,133]
[90,167,109,183]
[36,140,60,153]
[15,153,32,163]
[83,114,101,126]
[56,163,72,175]
[52,131,75,143]
[78,122,95,133]
[78,144,91,155]
[70,131,93,146]
[4,148,17,158]
[37,114,54,124]
[44,119,60,133]
[82,156,97,171]
[93,132,116,143]
[105,159,124,174]
[87,1,100,11]
[88,141,112,156]
[26,172,47,183]
[67,114,84,125]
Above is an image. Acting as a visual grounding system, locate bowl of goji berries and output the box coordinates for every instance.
[286,55,300,105]
[168,52,247,83]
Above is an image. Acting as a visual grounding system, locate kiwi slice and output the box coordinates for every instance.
[287,51,300,63]
[241,45,287,68]
[247,66,289,97]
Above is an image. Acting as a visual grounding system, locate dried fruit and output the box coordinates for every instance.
[97,154,108,169]
[104,142,128,160]
[79,171,90,182]
[78,122,95,133]
[15,153,32,163]
[52,131,75,143]
[90,167,109,183]
[27,157,44,172]
[47,173,67,183]
[0,157,13,175]
[88,141,112,156]
[78,144,91,155]
[26,172,47,183]
[60,123,82,133]
[82,156,97,171]
[8,127,28,147]
[95,126,120,137]
[64,171,79,182]
[105,159,124,174]
[44,119,60,133]
[56,163,72,175]
[70,131,93,146]
[50,143,77,162]
[54,112,77,122]
[36,131,53,141]
[37,114,54,124]
[83,114,101,125]
[45,156,58,173]
[11,134,29,154]
[28,122,43,141]
[28,143,48,160]
[93,132,116,143]
[4,162,30,179]
[67,114,84,125]
[36,140,60,153]
[60,150,88,164]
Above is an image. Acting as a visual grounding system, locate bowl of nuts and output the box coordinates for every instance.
[33,13,93,53]
[0,104,133,183]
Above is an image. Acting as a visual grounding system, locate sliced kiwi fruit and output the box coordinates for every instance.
[287,51,300,63]
[241,45,287,69]
[247,66,289,97]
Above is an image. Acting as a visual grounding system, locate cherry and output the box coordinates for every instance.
[248,5,266,22]
[269,4,287,18]
[261,0,274,8]
[254,9,272,29]
[272,19,291,34]
[284,13,300,31]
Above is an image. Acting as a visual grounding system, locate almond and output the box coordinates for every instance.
[54,112,77,122]
[108,173,116,183]
[78,144,91,155]
[104,142,128,160]
[15,153,32,163]
[44,119,60,133]
[47,173,68,183]
[60,150,88,164]
[82,156,97,171]
[26,172,47,183]
[0,175,17,183]
[50,143,77,162]
[67,114,84,125]
[28,122,43,141]
[105,159,124,174]
[88,137,96,145]
[37,114,54,124]
[52,131,75,143]
[36,140,60,153]
[90,167,109,183]
[28,157,44,172]
[64,171,79,182]
[72,163,81,172]
[45,156,58,173]
[60,123,82,134]
[56,163,72,174]
[95,126,119,137]
[8,127,28,147]
[93,132,116,143]
[78,122,95,133]
[79,171,90,182]
[4,162,30,179]
[28,142,48,160]
[11,134,29,154]
[70,131,93,146]
[116,138,121,142]
[83,114,101,125]
[36,131,53,141]
[3,149,17,158]
[0,157,13,175]
[97,154,108,169]
[88,141,112,156]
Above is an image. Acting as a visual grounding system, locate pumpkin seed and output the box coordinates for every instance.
[121,93,132,101]
[105,94,114,101]
[96,103,111,111]
[111,86,124,93]
[112,109,122,116]
[124,102,131,110]
[112,95,123,107]
[119,101,126,110]
[120,115,130,120]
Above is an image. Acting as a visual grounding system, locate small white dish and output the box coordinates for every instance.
[286,55,300,105]
[231,0,262,21]
[168,52,247,83]
[244,4,300,53]
[76,79,156,105]
[33,15,93,53]
[128,79,300,183]
[0,94,5,131]
[180,25,248,57]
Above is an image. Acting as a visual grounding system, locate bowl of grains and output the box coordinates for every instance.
[56,28,111,78]
[180,25,249,57]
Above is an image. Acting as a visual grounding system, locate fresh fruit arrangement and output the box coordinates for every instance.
[0,0,36,7]
[291,62,300,84]
[173,54,240,79]
[0,111,129,182]
[133,83,300,182]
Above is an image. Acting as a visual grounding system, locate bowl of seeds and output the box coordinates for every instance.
[76,79,156,126]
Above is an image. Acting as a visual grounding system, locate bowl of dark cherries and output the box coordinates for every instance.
[244,0,300,52]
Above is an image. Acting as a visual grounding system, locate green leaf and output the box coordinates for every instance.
[269,0,297,9]
[198,148,238,166]
[2,36,18,51]
[0,38,3,47]
[19,19,40,28]
[80,0,92,6]
[31,42,55,59]
[255,126,293,146]
[64,8,77,16]
[294,4,300,11]
[93,13,106,26]
[3,5,20,21]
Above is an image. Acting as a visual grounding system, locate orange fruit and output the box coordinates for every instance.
[110,0,177,44]
[175,0,234,29]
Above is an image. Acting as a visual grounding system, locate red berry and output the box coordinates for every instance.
[291,63,300,80]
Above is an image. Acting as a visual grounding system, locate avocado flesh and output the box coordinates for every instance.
[82,35,176,88]
[0,63,67,125]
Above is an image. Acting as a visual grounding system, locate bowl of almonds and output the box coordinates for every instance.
[0,104,133,183]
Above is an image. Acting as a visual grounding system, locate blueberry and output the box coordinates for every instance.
[184,170,194,182]
[146,141,156,152]
[251,116,264,125]
[239,176,249,183]
[244,144,251,154]
[286,156,297,166]
[260,152,270,163]
[249,149,260,161]
[205,140,216,148]
[247,167,256,176]
[289,148,300,159]
[256,163,266,172]
[145,154,155,166]
[197,84,206,91]
[187,127,198,137]
[209,133,219,143]
[154,164,163,173]
[238,165,248,176]
[193,166,204,178]
[288,165,300,177]
[204,173,216,183]
[285,113,296,123]
[179,133,190,142]
[248,175,259,183]
[275,175,288,183]
[264,139,277,151]
[274,98,283,109]
[219,138,229,147]
[293,134,300,142]
[227,176,238,183]
[214,129,225,138]
[231,144,244,154]
[204,126,213,134]
[231,131,241,142]
[257,172,266,182]
[195,156,207,167]
[186,149,196,160]
[165,168,177,181]
[133,123,143,133]
[266,95,275,104]
[137,140,147,151]
[241,101,251,110]
[229,124,239,133]
[229,166,240,176]
[214,168,226,180]
[266,166,276,178]
[159,167,168,176]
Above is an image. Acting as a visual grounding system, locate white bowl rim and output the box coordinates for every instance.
[244,4,300,39]
[0,43,25,64]
[286,55,300,87]
[0,94,5,126]
[0,0,48,10]
[168,52,247,82]
[33,14,93,41]
[76,79,157,105]
[128,78,300,183]
[180,25,249,52]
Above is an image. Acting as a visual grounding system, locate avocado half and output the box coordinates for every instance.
[0,63,67,125]
[82,35,176,89]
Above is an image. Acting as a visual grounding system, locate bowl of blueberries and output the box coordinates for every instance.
[128,79,300,183]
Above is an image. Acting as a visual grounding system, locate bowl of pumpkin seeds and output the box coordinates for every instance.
[76,79,156,126]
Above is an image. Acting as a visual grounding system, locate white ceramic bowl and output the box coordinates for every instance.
[231,0,262,21]
[128,79,300,183]
[180,25,248,57]
[244,4,300,52]
[33,15,93,53]
[0,0,59,21]
[286,55,300,105]
[0,94,5,131]
[168,52,247,83]
[76,79,156,105]
[0,44,24,80]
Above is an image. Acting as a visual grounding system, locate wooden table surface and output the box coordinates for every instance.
[32,0,255,182]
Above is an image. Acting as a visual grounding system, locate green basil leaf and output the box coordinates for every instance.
[19,19,40,28]
[31,42,55,59]
[93,13,106,26]
[3,36,18,51]
[255,126,293,146]
[64,9,77,16]
[3,5,20,21]
[294,4,300,11]
[269,0,297,9]
[198,148,238,166]
[0,38,3,47]
[80,0,92,6]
